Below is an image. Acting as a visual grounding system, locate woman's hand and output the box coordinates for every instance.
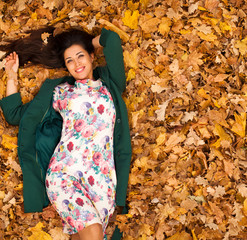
[92,36,101,49]
[5,52,19,74]
[5,52,19,96]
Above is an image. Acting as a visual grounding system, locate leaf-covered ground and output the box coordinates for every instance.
[0,0,247,239]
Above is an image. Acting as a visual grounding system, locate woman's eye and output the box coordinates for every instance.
[78,54,84,58]
[66,59,72,64]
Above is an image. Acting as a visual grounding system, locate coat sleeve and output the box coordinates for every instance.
[99,28,126,93]
[0,93,31,125]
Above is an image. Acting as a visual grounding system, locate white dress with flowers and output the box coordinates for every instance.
[45,79,116,236]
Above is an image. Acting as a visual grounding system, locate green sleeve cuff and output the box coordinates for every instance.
[0,93,22,111]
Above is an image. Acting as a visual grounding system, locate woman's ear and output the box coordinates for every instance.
[90,53,94,62]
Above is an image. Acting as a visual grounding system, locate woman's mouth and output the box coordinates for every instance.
[75,67,85,73]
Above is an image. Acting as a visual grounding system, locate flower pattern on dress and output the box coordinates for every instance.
[46,79,116,238]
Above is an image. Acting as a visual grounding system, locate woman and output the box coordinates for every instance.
[0,26,132,240]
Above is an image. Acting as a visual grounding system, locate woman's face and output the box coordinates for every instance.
[64,44,94,81]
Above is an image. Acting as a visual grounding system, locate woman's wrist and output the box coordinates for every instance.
[6,70,18,85]
[92,35,101,49]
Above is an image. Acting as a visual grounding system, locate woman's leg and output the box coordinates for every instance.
[71,233,80,240]
[77,223,103,240]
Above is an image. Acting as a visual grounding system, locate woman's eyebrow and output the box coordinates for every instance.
[65,51,84,60]
[76,51,83,56]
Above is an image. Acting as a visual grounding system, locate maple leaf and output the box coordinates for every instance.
[231,112,246,138]
[187,51,204,71]
[28,222,53,240]
[211,124,232,148]
[123,48,139,69]
[98,19,130,42]
[1,134,17,149]
[41,32,50,45]
[235,37,247,55]
[49,227,69,240]
[139,15,161,33]
[122,10,139,30]
[158,17,172,35]
[166,231,192,240]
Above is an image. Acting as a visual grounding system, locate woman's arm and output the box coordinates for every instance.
[5,52,19,96]
[92,35,101,49]
[98,29,126,93]
[1,52,32,125]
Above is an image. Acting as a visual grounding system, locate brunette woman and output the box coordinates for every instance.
[0,26,131,240]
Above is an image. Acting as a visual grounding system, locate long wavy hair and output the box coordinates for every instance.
[0,26,95,68]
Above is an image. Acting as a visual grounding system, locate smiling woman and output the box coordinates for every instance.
[64,45,94,80]
[0,26,132,240]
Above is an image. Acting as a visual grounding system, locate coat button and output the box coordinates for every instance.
[117,151,120,156]
[117,119,121,123]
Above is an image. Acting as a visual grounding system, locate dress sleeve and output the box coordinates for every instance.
[0,93,31,125]
[99,28,126,93]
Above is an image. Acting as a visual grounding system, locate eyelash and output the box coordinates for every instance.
[66,55,84,64]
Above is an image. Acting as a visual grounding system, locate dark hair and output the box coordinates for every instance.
[0,26,95,68]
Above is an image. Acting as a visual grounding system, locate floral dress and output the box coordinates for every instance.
[45,79,116,237]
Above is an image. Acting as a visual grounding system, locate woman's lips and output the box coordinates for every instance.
[75,67,85,73]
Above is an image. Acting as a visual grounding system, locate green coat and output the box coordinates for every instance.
[0,29,132,215]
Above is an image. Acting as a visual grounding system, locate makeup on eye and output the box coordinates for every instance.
[65,52,84,64]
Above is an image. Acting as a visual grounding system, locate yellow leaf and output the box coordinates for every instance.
[166,231,192,240]
[198,6,207,11]
[244,198,247,216]
[128,1,139,11]
[28,222,53,240]
[122,10,139,30]
[159,17,172,35]
[98,19,130,42]
[1,134,18,149]
[235,38,247,56]
[211,124,232,148]
[124,48,140,69]
[139,223,154,236]
[127,68,136,82]
[219,21,231,32]
[156,132,167,146]
[197,88,210,99]
[0,191,5,199]
[14,183,23,191]
[231,112,246,138]
[197,32,218,42]
[140,0,149,9]
[191,229,198,240]
[180,29,192,35]
[31,12,37,20]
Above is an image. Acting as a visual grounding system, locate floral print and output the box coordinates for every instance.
[46,79,116,237]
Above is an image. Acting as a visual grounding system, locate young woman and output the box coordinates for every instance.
[0,27,132,240]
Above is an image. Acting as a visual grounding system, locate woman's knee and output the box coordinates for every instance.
[78,223,103,240]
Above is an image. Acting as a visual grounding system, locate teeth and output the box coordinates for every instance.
[76,67,84,73]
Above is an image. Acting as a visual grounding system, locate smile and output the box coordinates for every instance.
[75,67,85,73]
